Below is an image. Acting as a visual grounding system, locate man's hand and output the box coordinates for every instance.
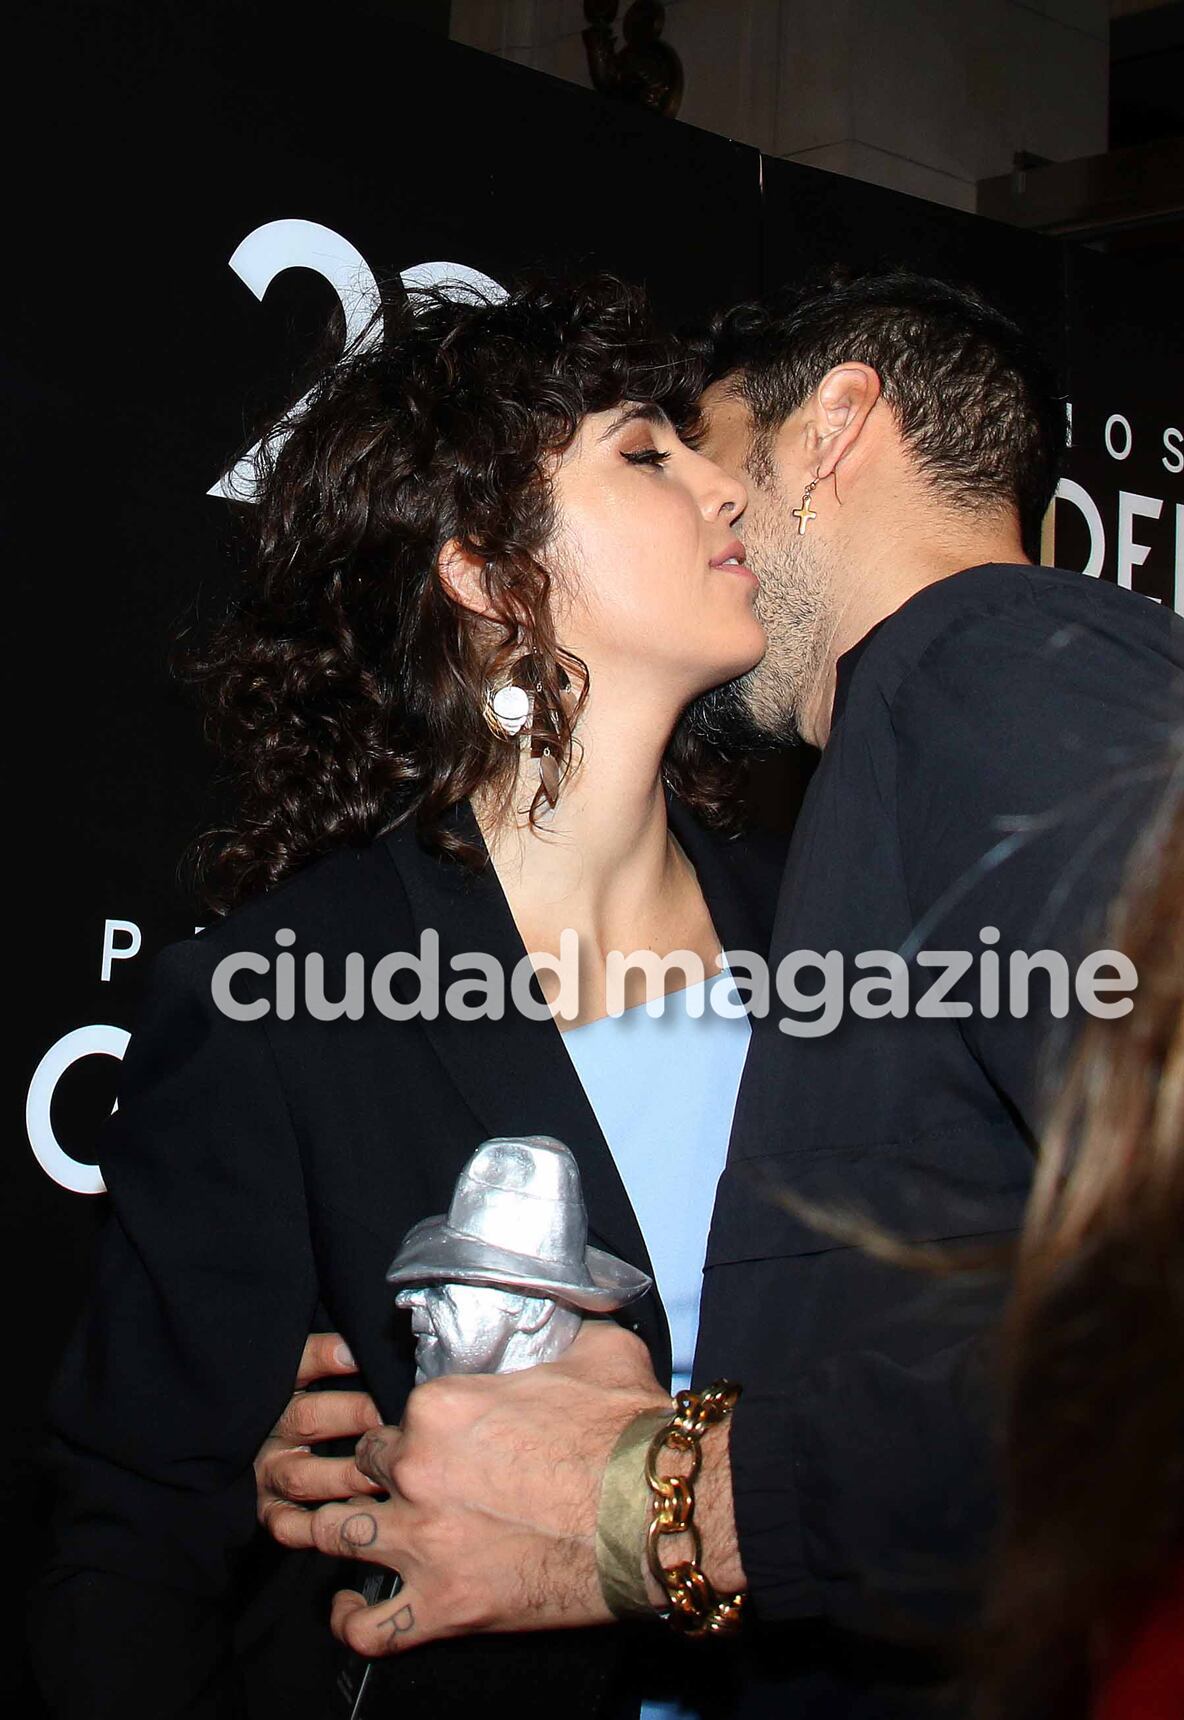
[299,1321,744,1659]
[256,1332,384,1545]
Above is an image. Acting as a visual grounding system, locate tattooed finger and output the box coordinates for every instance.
[385,1602,415,1638]
[355,1426,401,1488]
[339,1511,379,1549]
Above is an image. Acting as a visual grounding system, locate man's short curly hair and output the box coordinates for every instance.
[702,268,1066,557]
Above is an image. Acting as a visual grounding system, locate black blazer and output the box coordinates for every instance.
[30,798,783,1720]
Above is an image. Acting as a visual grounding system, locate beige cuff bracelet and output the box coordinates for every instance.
[594,1406,673,1619]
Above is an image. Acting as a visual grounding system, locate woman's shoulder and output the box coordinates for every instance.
[162,834,413,986]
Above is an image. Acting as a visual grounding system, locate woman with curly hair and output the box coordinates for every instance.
[31,276,778,1720]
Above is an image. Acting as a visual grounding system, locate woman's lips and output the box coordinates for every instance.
[710,539,757,583]
[709,537,748,569]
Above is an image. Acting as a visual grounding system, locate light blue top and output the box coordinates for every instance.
[562,969,750,1720]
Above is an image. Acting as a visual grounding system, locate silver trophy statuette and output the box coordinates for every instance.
[334,1136,651,1718]
[385,1134,652,1382]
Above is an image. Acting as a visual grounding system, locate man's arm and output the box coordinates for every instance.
[258,1321,739,1656]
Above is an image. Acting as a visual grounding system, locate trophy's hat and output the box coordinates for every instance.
[385,1136,652,1313]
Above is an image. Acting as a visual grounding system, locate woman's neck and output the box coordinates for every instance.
[476,686,679,945]
[474,680,724,1026]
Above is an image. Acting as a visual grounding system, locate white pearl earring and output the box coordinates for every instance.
[483,681,531,739]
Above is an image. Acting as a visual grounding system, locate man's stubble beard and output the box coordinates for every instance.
[687,501,832,751]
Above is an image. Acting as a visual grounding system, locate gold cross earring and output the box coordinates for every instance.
[792,478,820,535]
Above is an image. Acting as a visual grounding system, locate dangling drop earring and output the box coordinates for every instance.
[482,657,573,812]
[792,477,820,535]
[533,731,561,810]
[529,660,571,812]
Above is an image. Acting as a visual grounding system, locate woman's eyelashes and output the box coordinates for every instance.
[621,446,673,470]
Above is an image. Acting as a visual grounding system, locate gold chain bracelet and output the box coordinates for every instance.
[643,1380,746,1638]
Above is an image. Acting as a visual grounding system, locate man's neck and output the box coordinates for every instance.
[801,522,1030,748]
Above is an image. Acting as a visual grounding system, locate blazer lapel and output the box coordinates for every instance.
[669,801,788,1391]
[380,806,671,1377]
[378,800,777,1390]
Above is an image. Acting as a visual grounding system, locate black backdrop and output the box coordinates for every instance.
[7,3,1181,1708]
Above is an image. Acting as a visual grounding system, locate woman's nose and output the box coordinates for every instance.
[702,455,748,523]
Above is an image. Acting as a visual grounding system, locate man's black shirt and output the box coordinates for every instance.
[831,616,889,727]
[693,562,1183,1713]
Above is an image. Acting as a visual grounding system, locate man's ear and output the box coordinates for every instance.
[809,363,882,483]
[436,537,496,619]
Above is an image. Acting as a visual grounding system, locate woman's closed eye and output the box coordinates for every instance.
[621,447,672,470]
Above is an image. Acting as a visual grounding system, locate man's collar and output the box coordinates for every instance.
[829,617,890,731]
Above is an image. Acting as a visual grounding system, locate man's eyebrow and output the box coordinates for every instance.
[597,402,672,441]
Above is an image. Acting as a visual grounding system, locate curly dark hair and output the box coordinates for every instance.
[181,274,742,914]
